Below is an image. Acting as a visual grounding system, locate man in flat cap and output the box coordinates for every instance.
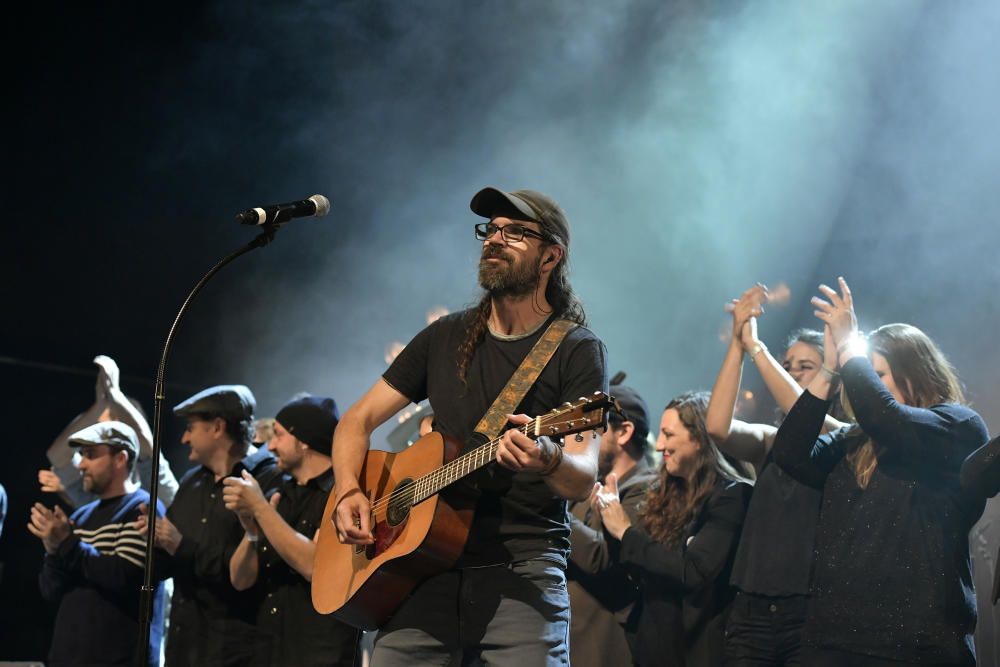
[331,187,607,665]
[39,355,179,508]
[31,421,167,667]
[143,384,281,667]
[567,382,656,667]
[225,394,359,666]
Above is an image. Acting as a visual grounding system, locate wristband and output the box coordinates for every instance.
[819,364,840,379]
[246,532,259,543]
[748,342,767,360]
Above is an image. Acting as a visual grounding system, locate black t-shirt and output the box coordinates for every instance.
[383,309,608,567]
[729,452,820,596]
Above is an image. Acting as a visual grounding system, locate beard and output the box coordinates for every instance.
[82,473,106,495]
[478,247,542,298]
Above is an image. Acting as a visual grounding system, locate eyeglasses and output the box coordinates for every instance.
[475,221,548,244]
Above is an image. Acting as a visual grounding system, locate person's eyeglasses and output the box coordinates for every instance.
[475,221,548,244]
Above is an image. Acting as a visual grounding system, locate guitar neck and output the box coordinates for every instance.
[412,438,500,503]
[405,392,609,505]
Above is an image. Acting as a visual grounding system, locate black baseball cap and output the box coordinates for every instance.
[470,187,570,249]
[609,384,651,446]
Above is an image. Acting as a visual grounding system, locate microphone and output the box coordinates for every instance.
[236,194,331,225]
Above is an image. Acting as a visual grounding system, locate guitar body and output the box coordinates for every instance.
[312,432,473,630]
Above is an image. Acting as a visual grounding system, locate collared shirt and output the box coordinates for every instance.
[160,446,282,667]
[254,467,358,667]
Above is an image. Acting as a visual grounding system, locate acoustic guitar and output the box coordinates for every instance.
[312,391,612,629]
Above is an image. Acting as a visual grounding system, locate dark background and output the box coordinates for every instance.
[3,1,999,662]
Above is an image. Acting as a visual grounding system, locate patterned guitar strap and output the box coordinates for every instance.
[472,318,576,443]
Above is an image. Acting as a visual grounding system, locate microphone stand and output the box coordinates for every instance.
[137,222,282,667]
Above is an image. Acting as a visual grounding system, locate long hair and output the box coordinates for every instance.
[843,323,965,488]
[640,391,751,546]
[457,239,586,386]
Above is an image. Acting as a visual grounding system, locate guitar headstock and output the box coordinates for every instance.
[532,391,613,439]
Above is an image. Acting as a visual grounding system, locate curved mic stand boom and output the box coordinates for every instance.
[136,223,282,667]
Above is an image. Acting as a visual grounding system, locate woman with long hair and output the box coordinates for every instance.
[773,277,989,666]
[705,285,847,666]
[596,391,753,666]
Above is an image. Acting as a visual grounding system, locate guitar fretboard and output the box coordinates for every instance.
[412,438,500,503]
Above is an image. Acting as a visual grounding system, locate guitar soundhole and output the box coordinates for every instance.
[386,478,415,527]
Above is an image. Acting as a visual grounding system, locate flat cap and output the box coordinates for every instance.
[69,421,140,458]
[173,384,256,424]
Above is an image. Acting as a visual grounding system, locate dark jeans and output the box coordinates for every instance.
[371,559,570,666]
[724,592,807,667]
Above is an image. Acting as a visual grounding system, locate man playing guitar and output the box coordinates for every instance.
[331,186,608,666]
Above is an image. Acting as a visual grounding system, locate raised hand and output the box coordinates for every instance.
[811,277,859,352]
[740,316,762,353]
[28,503,73,554]
[93,355,121,402]
[725,284,768,344]
[38,469,65,494]
[823,324,839,372]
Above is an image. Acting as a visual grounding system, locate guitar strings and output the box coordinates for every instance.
[367,412,598,518]
[368,413,575,517]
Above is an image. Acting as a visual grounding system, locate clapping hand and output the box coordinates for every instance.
[811,277,860,360]
[135,503,183,555]
[223,470,269,531]
[725,284,768,348]
[38,469,66,494]
[591,473,631,540]
[27,503,73,554]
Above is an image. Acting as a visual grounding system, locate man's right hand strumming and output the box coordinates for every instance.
[333,487,374,545]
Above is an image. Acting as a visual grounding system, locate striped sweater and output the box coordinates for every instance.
[39,489,165,667]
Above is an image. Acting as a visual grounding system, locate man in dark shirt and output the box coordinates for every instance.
[32,421,166,667]
[567,383,656,667]
[225,394,359,666]
[332,187,608,666]
[143,384,281,667]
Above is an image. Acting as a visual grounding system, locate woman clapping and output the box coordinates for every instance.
[772,277,988,666]
[596,391,753,666]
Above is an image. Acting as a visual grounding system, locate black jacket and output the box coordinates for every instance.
[620,477,752,666]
